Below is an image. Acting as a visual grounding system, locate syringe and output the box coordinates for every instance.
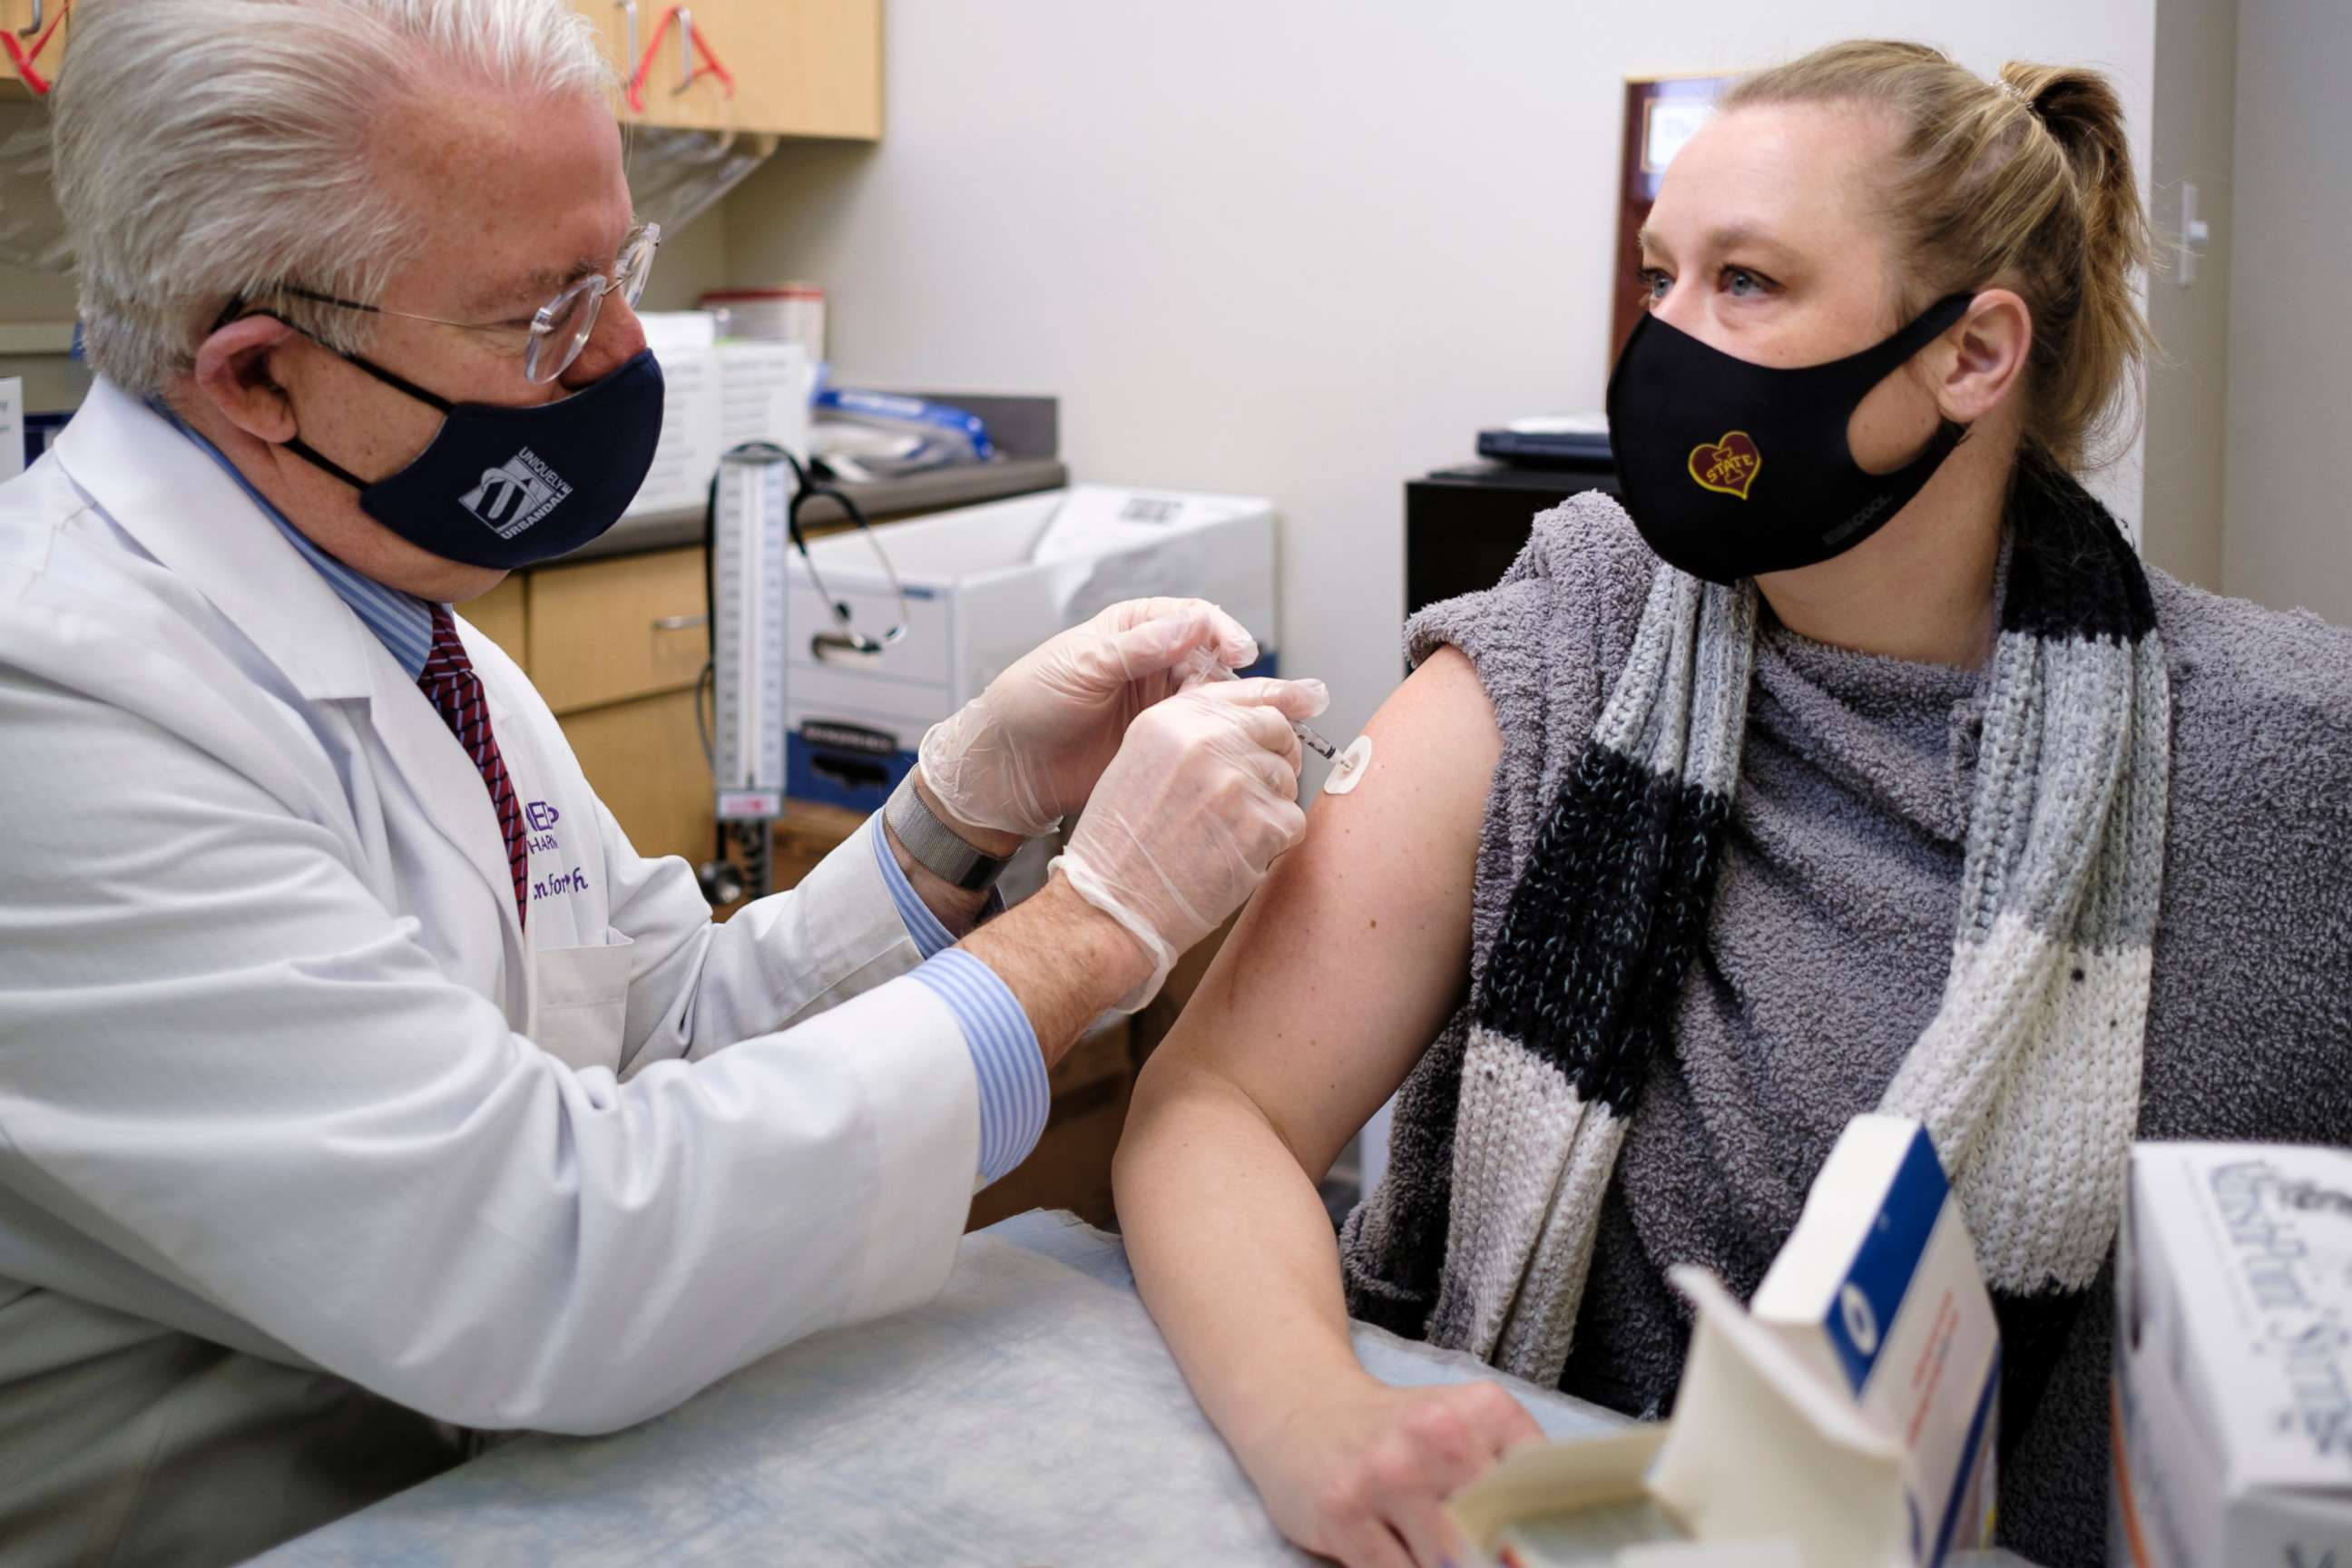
[1183,648,1339,760]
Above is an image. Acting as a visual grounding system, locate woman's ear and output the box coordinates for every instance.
[191,316,302,444]
[1937,289,2033,424]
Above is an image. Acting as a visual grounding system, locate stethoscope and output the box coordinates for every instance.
[724,440,911,660]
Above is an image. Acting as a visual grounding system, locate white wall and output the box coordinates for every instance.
[2222,0,2352,622]
[720,0,2156,743]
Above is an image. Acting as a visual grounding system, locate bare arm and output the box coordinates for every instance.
[1114,647,1540,1568]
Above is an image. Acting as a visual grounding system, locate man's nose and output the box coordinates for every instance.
[560,292,648,389]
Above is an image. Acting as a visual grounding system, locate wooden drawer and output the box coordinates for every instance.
[561,686,714,866]
[526,545,709,716]
[460,576,529,672]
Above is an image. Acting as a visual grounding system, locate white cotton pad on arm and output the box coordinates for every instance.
[1321,735,1373,796]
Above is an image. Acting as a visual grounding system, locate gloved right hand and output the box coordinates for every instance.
[1048,674,1327,1011]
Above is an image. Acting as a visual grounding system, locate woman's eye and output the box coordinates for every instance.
[1640,268,1671,304]
[1724,267,1768,298]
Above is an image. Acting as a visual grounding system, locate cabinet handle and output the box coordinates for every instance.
[812,632,887,665]
[676,7,694,92]
[18,0,41,39]
[613,0,636,74]
[652,612,709,632]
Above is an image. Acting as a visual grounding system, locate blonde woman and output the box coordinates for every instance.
[1115,41,2352,1568]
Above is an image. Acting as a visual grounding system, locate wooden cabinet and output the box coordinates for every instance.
[475,544,716,869]
[525,546,709,714]
[462,576,530,670]
[578,0,881,139]
[0,0,71,95]
[564,687,716,866]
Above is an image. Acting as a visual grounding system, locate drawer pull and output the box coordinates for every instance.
[812,631,890,664]
[652,613,710,632]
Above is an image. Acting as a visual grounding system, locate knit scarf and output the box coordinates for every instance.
[1358,458,2169,1387]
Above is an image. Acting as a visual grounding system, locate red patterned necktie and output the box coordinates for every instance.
[417,606,527,930]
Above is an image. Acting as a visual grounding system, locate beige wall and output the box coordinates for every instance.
[2221,0,2352,622]
[2140,0,2236,592]
[715,0,2159,744]
[634,194,731,314]
[0,103,87,416]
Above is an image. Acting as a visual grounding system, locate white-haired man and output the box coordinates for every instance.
[0,2,1326,1562]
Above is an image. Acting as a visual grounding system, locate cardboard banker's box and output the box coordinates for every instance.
[2112,1142,2352,1568]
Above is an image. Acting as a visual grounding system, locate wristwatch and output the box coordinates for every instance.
[884,772,1016,891]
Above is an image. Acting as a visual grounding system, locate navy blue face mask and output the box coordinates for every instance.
[275,334,665,570]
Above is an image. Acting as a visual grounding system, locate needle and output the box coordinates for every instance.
[1185,650,1338,759]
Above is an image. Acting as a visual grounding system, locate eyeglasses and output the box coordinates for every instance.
[270,220,662,384]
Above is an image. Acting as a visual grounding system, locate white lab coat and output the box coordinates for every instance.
[0,381,985,1566]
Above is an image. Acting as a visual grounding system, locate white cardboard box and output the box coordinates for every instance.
[780,485,1278,811]
[1455,1116,2000,1568]
[627,313,812,519]
[2111,1142,2352,1568]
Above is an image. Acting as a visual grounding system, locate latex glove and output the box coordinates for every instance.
[1048,674,1326,1012]
[1249,1380,1544,1568]
[918,598,1259,838]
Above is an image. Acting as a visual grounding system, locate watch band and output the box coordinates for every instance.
[885,773,1014,892]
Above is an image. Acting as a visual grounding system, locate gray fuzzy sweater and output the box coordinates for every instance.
[1354,494,2352,1568]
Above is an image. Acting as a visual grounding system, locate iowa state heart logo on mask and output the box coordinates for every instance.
[1687,431,1762,500]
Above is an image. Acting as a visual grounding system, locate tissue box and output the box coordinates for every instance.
[1454,1115,2000,1568]
[2110,1143,2352,1568]
[782,485,1278,811]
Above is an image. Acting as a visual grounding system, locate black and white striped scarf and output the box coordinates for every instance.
[1382,459,2169,1386]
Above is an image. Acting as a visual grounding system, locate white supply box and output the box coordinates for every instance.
[627,311,813,519]
[1454,1114,2001,1568]
[2111,1142,2352,1568]
[782,485,1278,811]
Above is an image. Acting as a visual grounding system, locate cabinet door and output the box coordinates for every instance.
[525,545,710,717]
[564,687,716,866]
[462,576,530,673]
[583,0,880,140]
[1,0,70,93]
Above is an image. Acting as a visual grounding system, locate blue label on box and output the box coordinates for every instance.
[1823,1126,1950,1396]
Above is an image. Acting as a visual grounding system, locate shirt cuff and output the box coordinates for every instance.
[906,949,1050,1187]
[868,808,1007,959]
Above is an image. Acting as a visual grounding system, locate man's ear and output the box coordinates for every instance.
[191,315,302,443]
[1938,289,2033,425]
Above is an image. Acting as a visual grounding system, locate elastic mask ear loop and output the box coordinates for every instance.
[211,303,459,494]
[1825,291,1977,479]
[1819,292,1978,401]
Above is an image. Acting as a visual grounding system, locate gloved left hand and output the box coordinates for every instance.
[917,597,1259,838]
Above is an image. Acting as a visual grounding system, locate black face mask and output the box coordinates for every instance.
[1603,293,1975,583]
[268,325,665,571]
